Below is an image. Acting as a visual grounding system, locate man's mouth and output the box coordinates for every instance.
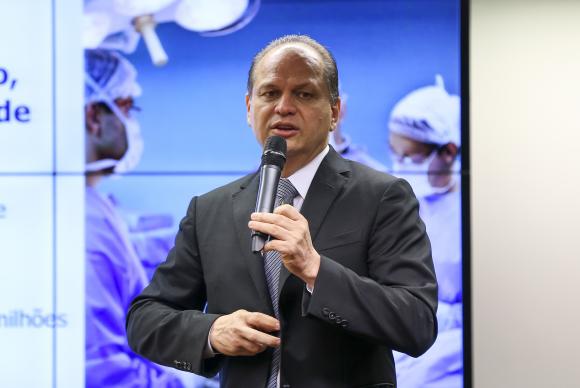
[270,123,299,138]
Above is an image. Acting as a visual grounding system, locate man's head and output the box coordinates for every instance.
[85,49,142,177]
[247,35,340,106]
[388,75,461,196]
[246,35,341,176]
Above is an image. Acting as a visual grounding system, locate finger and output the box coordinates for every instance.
[241,327,281,348]
[246,312,280,332]
[250,212,295,230]
[263,239,290,254]
[229,336,268,356]
[273,204,302,221]
[248,220,289,240]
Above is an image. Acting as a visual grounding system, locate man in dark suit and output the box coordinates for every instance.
[126,35,438,388]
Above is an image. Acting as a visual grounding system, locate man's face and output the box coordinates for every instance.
[246,44,340,172]
[87,97,135,161]
[389,132,457,187]
[389,132,436,165]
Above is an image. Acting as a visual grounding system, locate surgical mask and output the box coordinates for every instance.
[85,74,144,174]
[391,151,455,198]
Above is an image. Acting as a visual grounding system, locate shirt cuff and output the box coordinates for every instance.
[203,322,219,359]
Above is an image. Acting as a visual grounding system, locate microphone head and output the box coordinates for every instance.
[261,135,287,169]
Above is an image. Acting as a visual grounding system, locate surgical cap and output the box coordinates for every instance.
[85,49,142,104]
[389,75,460,146]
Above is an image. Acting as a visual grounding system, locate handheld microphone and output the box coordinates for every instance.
[251,135,287,253]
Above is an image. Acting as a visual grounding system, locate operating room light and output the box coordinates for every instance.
[84,0,260,67]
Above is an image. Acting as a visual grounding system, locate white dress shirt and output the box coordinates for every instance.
[285,145,329,212]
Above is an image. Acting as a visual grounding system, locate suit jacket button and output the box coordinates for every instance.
[322,307,330,317]
[328,312,336,320]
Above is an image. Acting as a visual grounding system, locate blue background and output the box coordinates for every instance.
[102,0,461,224]
[126,0,460,173]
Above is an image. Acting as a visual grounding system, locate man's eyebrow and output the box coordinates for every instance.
[293,81,316,89]
[255,79,318,91]
[256,82,279,91]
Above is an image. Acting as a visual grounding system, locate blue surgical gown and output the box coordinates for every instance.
[336,143,463,387]
[85,186,202,388]
[394,189,463,388]
[332,136,388,172]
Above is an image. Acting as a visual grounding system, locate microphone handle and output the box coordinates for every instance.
[251,164,281,253]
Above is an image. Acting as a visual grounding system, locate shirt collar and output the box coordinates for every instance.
[286,145,329,200]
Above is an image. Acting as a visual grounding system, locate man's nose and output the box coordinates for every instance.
[275,93,296,115]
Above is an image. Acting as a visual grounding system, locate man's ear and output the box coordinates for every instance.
[245,93,252,126]
[85,103,101,137]
[330,97,341,132]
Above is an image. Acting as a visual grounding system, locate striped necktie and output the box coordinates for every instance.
[264,178,298,388]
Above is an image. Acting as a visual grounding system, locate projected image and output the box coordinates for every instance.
[333,77,463,387]
[83,49,205,388]
[83,0,462,387]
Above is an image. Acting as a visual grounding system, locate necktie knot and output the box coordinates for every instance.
[276,178,299,206]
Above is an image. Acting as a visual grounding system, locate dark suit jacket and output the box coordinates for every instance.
[126,148,438,388]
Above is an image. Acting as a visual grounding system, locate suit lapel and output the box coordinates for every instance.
[279,148,351,291]
[232,173,274,314]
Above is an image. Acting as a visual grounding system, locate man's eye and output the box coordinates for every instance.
[297,91,313,99]
[261,90,278,98]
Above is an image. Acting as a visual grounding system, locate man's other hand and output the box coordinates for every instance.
[209,309,280,356]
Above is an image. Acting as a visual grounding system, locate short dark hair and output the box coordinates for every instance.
[247,35,339,105]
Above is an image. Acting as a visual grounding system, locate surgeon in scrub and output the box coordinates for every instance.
[389,75,463,388]
[84,49,203,387]
[329,94,388,172]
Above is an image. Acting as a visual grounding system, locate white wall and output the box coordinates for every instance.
[471,1,580,387]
